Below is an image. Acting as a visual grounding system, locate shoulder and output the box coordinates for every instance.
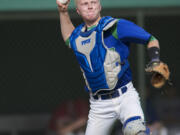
[71,23,85,37]
[69,23,85,44]
[100,17,135,32]
[116,18,136,27]
[98,16,118,31]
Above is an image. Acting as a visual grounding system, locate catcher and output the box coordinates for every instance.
[56,0,170,134]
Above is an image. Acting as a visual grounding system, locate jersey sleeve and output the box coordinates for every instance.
[117,19,152,45]
[65,37,71,48]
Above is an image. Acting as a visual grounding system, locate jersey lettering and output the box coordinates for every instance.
[81,39,91,45]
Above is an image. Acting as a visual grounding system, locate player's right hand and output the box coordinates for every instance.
[56,0,70,12]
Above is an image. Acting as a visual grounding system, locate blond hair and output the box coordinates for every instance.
[75,0,100,5]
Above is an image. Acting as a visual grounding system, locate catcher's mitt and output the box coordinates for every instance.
[145,61,170,88]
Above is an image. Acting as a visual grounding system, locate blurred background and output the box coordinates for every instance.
[0,0,180,135]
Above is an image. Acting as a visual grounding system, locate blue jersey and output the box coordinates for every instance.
[69,16,151,94]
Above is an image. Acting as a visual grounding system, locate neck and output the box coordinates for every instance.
[85,16,101,28]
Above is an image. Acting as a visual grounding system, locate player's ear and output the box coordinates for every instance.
[98,1,102,12]
[76,8,80,15]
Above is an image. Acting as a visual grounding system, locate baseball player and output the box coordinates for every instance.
[56,0,161,134]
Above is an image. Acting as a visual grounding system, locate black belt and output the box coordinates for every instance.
[93,86,127,100]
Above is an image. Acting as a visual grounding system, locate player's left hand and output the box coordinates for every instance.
[145,61,170,88]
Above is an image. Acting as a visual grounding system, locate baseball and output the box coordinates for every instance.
[57,0,68,4]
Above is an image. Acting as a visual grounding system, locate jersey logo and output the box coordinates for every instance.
[81,39,91,46]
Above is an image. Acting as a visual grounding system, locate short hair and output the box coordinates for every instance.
[75,0,100,5]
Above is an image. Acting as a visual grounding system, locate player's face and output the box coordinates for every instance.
[76,0,101,25]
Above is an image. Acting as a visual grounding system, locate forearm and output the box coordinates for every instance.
[56,0,75,42]
[147,37,160,49]
[59,11,75,41]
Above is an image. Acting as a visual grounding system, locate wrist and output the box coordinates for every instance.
[57,4,69,13]
[58,8,68,13]
[147,47,160,62]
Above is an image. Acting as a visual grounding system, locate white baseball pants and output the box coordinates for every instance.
[85,82,144,135]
